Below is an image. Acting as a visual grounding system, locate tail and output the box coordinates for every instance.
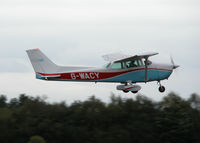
[26,48,58,73]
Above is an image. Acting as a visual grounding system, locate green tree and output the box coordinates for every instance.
[19,94,29,106]
[188,93,200,110]
[9,97,19,107]
[0,95,7,107]
[0,108,13,143]
[156,92,196,143]
[0,92,199,143]
[28,135,46,143]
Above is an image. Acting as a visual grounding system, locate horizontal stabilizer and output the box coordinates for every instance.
[41,75,61,78]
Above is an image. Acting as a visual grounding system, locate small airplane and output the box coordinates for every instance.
[26,48,179,93]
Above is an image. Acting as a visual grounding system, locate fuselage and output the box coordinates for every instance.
[36,62,173,83]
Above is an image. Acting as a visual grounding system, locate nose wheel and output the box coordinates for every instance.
[159,86,165,92]
[158,81,165,93]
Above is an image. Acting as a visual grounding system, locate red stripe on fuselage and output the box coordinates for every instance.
[37,68,172,81]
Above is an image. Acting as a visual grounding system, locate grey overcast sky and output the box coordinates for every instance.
[0,0,199,103]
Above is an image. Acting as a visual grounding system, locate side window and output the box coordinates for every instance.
[125,60,143,68]
[126,60,137,68]
[111,62,123,69]
[138,59,144,66]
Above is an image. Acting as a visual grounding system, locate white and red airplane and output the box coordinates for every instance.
[26,48,179,93]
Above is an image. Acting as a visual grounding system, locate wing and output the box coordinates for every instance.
[114,52,158,62]
[102,53,131,62]
[102,52,158,63]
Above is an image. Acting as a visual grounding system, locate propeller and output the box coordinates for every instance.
[170,56,179,69]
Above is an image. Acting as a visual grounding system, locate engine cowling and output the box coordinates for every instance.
[116,84,141,92]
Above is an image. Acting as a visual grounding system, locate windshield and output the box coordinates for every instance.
[104,63,111,68]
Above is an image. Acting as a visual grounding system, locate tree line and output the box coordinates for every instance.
[0,92,200,143]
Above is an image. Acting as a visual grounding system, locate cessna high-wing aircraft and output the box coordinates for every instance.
[26,48,179,93]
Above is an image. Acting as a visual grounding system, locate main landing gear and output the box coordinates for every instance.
[118,81,166,93]
[122,90,138,94]
[117,81,141,94]
[123,90,129,93]
[158,81,165,93]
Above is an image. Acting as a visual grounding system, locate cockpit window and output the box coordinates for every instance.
[111,62,123,69]
[104,63,111,68]
[110,62,127,69]
[105,59,146,69]
[125,59,143,68]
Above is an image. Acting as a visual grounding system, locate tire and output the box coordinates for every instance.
[131,91,138,94]
[123,90,129,93]
[159,86,165,93]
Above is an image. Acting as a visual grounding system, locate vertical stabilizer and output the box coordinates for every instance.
[26,49,58,73]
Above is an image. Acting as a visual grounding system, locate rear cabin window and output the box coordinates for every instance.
[111,62,124,69]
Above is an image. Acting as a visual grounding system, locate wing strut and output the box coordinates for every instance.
[144,57,148,82]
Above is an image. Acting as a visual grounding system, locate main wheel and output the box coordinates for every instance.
[123,90,129,93]
[159,86,165,93]
[131,91,138,94]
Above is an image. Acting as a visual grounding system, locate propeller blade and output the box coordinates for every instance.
[170,55,175,65]
[170,55,180,69]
